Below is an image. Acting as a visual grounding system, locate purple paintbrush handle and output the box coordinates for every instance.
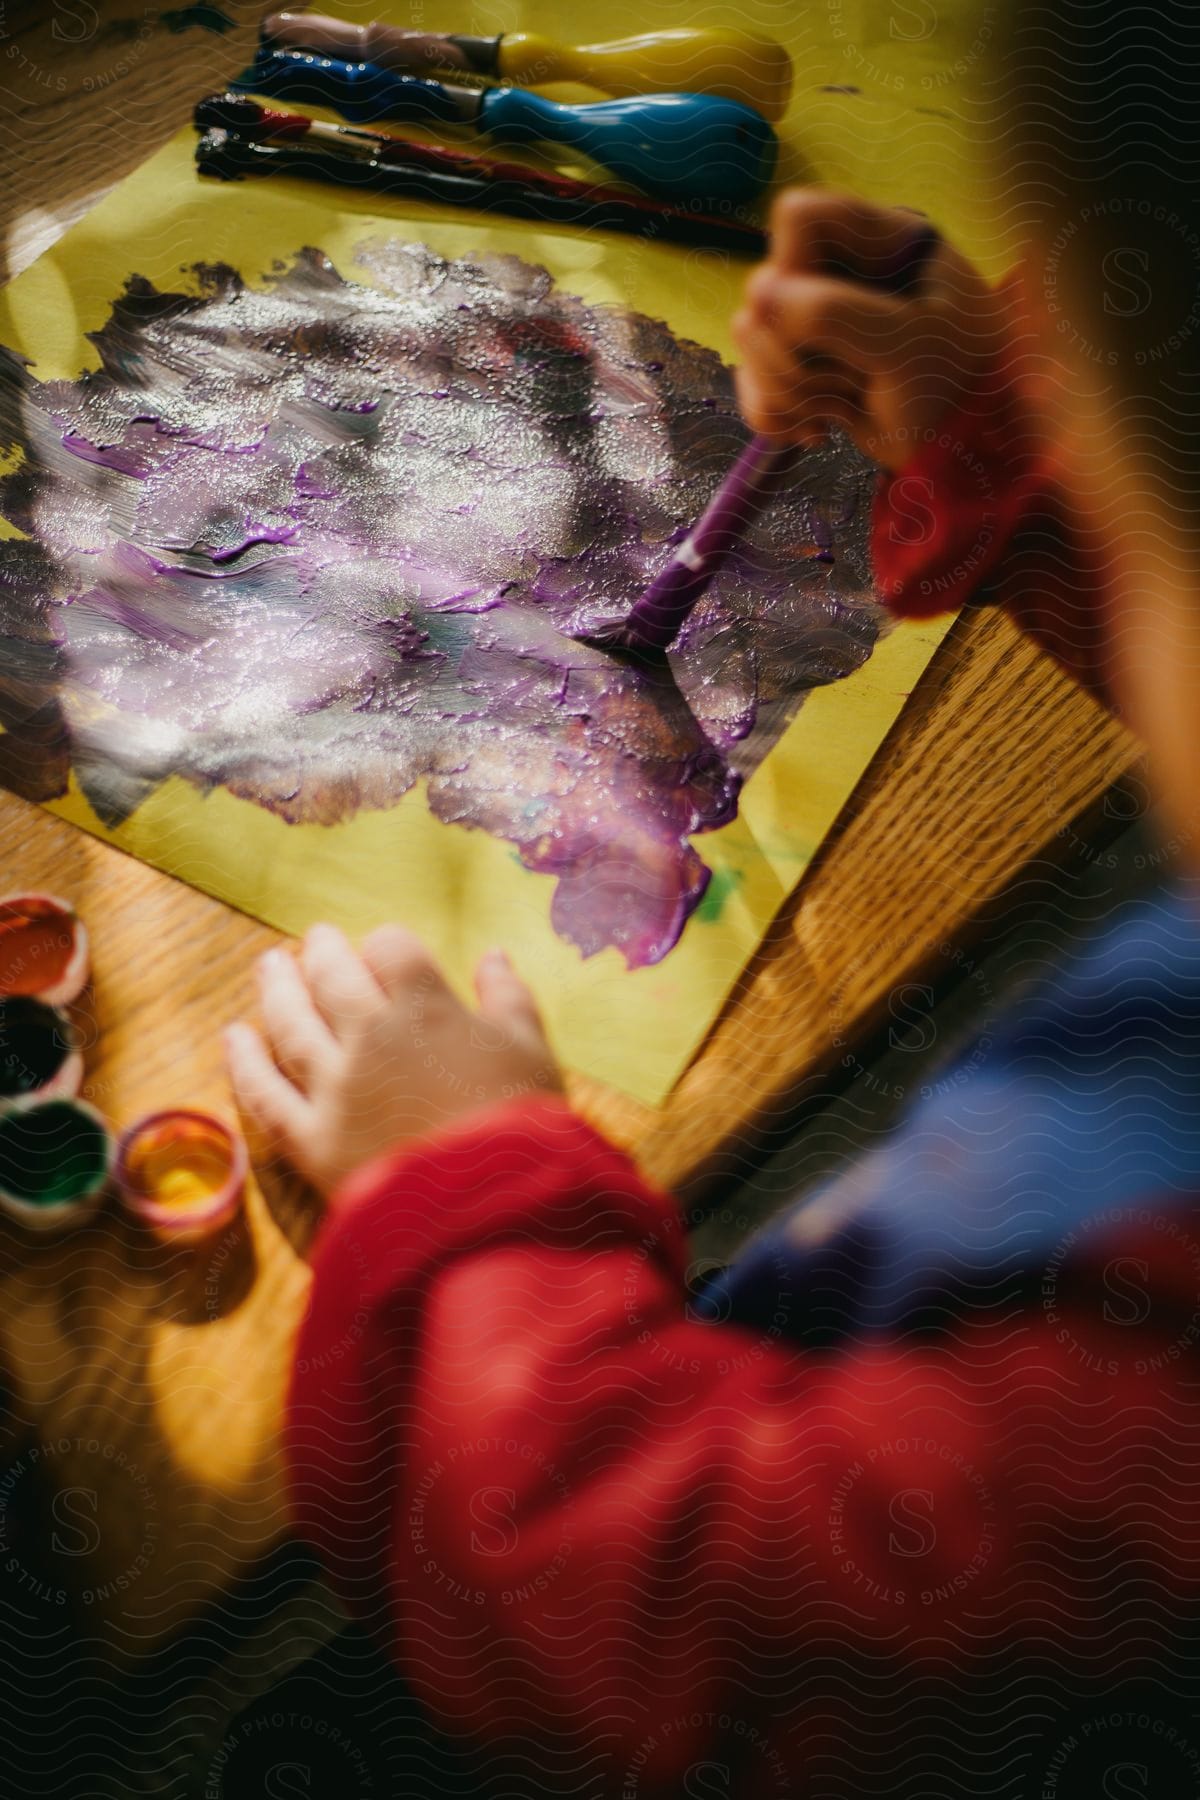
[609,435,791,652]
[594,222,941,655]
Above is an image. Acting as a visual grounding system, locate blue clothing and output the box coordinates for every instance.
[699,880,1200,1343]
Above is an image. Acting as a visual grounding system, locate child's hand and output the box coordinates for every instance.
[224,923,561,1197]
[733,189,1008,470]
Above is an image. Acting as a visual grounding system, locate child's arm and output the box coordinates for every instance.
[229,932,1198,1791]
[285,1092,1198,1790]
[735,189,1114,701]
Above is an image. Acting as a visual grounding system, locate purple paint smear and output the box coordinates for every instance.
[0,245,882,966]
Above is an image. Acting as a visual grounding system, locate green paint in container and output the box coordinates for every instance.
[0,1098,113,1232]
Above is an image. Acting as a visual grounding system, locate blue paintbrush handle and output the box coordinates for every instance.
[240,50,777,204]
[477,88,777,206]
[242,51,469,124]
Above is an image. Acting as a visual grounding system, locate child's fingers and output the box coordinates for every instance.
[735,335,864,442]
[768,187,931,284]
[736,370,864,448]
[734,295,864,441]
[788,390,867,451]
[359,923,441,1001]
[257,947,337,1088]
[223,1020,312,1152]
[744,271,910,377]
[300,922,383,1038]
[474,949,549,1046]
[732,305,814,439]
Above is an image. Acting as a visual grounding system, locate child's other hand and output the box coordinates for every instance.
[733,189,1008,470]
[224,924,561,1197]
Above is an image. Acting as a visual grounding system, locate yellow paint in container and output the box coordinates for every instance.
[117,1110,247,1244]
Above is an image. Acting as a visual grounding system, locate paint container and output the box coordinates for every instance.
[0,997,83,1103]
[116,1110,247,1244]
[0,893,89,1006]
[0,1097,114,1232]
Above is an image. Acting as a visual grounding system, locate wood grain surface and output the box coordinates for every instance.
[0,0,1136,1648]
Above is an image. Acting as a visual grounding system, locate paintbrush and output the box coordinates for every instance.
[576,436,798,653]
[261,12,794,122]
[578,224,941,654]
[194,95,768,255]
[236,48,778,205]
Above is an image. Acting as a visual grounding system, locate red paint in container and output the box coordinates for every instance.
[116,1110,247,1244]
[0,894,89,1006]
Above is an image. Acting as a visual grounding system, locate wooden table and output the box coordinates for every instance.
[0,0,1135,1654]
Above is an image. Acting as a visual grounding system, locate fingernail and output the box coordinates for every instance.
[745,267,778,313]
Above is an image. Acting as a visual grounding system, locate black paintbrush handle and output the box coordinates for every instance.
[194,129,768,257]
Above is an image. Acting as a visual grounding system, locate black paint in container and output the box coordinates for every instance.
[0,997,83,1102]
[0,1098,113,1231]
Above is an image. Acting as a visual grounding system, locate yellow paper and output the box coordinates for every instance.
[0,2,996,1101]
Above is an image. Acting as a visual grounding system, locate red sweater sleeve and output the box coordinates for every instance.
[286,1098,1200,1793]
[870,329,1116,704]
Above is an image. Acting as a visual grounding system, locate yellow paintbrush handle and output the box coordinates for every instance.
[496,30,793,122]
